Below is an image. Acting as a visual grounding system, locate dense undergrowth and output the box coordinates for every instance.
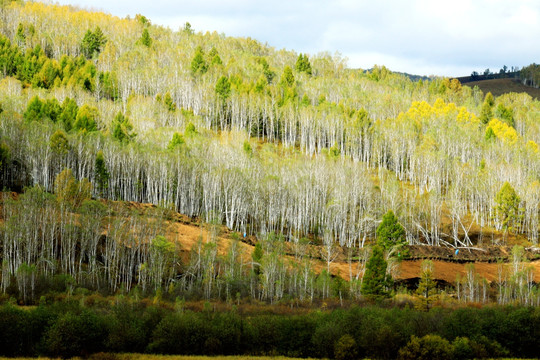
[0,297,538,359]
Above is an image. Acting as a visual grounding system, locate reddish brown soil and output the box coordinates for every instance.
[3,194,540,286]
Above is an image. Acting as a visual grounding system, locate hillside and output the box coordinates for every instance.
[463,77,540,99]
[0,0,539,309]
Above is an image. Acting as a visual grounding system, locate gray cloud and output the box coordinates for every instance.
[50,0,540,76]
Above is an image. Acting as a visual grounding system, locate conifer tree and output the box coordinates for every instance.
[295,53,312,75]
[376,210,406,251]
[191,46,208,75]
[361,245,391,300]
[81,27,107,59]
[416,260,436,311]
[23,96,43,122]
[215,76,231,100]
[73,105,98,132]
[494,182,521,233]
[111,112,135,143]
[280,66,295,88]
[94,150,109,197]
[140,28,152,47]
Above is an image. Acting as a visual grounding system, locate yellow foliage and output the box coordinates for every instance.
[526,140,539,153]
[487,118,518,144]
[456,106,480,125]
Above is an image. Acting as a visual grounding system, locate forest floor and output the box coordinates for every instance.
[149,202,540,286]
[3,193,540,287]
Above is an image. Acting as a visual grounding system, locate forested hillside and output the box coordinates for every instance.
[0,1,540,306]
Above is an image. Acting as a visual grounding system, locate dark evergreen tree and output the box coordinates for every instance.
[94,150,109,197]
[215,76,231,100]
[361,245,391,300]
[81,27,107,59]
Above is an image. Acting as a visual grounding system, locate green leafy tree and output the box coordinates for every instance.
[301,93,310,106]
[494,181,521,233]
[54,168,92,209]
[167,132,185,150]
[484,91,495,107]
[44,311,106,358]
[15,23,25,45]
[215,75,231,100]
[163,92,176,112]
[73,104,98,132]
[111,112,136,143]
[191,46,208,75]
[376,210,406,251]
[361,245,391,300]
[252,242,263,276]
[256,57,275,84]
[295,53,312,75]
[479,92,495,124]
[209,47,222,65]
[0,34,22,76]
[58,97,78,132]
[42,98,61,122]
[0,141,10,168]
[23,96,44,122]
[398,335,453,360]
[98,71,119,100]
[139,28,152,47]
[32,58,60,89]
[416,260,437,311]
[329,143,340,158]
[495,103,514,127]
[334,334,358,360]
[81,27,107,59]
[49,130,70,155]
[185,122,197,138]
[94,150,109,197]
[243,140,252,156]
[280,65,295,88]
[484,126,496,141]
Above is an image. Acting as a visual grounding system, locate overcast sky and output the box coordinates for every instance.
[49,0,539,77]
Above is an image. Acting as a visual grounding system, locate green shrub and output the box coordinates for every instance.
[44,310,107,358]
[398,334,453,360]
[334,334,358,360]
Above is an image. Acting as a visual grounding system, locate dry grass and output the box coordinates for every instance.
[0,356,318,360]
[464,78,540,99]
